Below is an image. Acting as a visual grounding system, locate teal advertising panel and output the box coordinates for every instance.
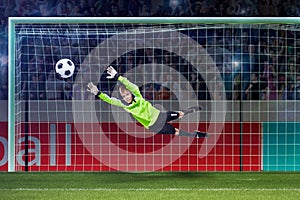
[263,122,300,171]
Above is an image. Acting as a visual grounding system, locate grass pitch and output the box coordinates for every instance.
[1,172,300,200]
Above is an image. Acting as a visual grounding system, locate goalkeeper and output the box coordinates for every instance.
[87,66,206,138]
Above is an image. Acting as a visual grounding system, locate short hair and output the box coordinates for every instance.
[118,84,129,94]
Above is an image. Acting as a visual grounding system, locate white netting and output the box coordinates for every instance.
[10,19,300,172]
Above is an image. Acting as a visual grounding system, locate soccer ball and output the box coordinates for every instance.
[55,58,75,79]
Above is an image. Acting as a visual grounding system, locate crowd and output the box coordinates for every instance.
[1,0,300,101]
[2,0,300,18]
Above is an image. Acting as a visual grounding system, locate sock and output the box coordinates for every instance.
[178,130,196,137]
[182,106,203,115]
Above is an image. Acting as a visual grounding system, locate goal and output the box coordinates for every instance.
[8,17,300,172]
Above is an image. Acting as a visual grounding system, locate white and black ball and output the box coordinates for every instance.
[55,58,75,79]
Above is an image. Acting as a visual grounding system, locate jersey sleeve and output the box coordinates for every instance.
[117,76,142,98]
[97,92,125,108]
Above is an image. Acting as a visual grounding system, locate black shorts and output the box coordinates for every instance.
[149,111,180,135]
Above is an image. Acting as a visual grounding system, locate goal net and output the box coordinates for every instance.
[8,17,300,172]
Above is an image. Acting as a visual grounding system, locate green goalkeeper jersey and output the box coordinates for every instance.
[97,76,160,129]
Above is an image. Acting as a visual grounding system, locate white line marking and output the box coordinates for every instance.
[1,188,300,191]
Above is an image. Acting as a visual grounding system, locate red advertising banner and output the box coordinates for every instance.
[0,122,261,171]
[0,122,8,171]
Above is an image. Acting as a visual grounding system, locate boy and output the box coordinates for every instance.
[87,66,206,138]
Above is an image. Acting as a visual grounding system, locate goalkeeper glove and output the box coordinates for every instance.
[106,66,120,80]
[87,82,99,96]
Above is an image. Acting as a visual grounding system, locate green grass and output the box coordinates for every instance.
[1,172,300,200]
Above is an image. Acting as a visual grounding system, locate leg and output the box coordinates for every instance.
[166,111,182,121]
[156,123,176,135]
[181,106,203,115]
[176,129,195,137]
[156,124,207,138]
[176,129,207,138]
[168,106,202,121]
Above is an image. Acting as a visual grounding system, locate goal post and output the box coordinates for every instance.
[8,18,16,172]
[8,17,300,172]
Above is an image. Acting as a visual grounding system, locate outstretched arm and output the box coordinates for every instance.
[106,66,142,98]
[87,82,125,108]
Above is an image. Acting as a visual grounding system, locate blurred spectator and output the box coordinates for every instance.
[248,44,260,74]
[245,73,260,100]
[259,75,269,100]
[214,2,228,17]
[191,1,205,16]
[123,53,136,72]
[56,0,72,16]
[139,3,152,16]
[144,48,155,64]
[37,0,57,16]
[262,61,278,100]
[222,55,235,100]
[110,4,125,17]
[70,5,85,16]
[22,3,41,16]
[78,0,90,14]
[233,74,241,100]
[92,0,105,16]
[171,2,189,16]
[86,6,97,16]
[0,66,8,100]
[282,76,297,100]
[156,85,172,100]
[188,72,199,91]
[287,61,297,78]
[128,0,142,16]
[268,0,280,16]
[141,83,156,100]
[232,0,258,16]
[151,5,167,17]
[4,1,18,17]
